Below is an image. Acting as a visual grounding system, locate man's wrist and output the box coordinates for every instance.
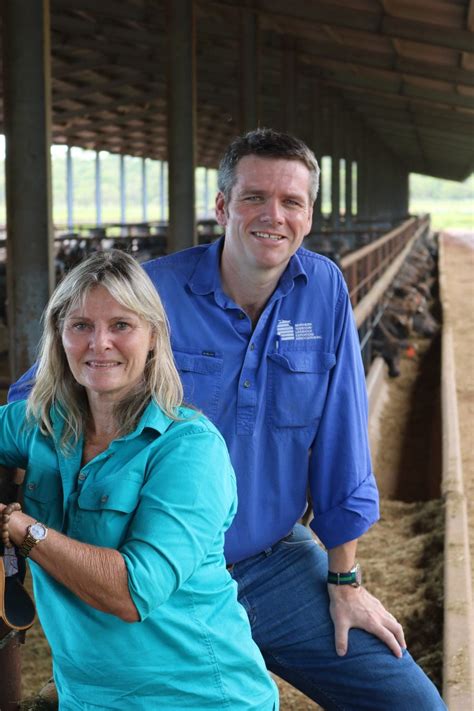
[327,562,362,588]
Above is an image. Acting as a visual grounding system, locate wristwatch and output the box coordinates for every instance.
[327,562,362,588]
[18,521,48,558]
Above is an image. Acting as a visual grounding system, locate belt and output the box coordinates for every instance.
[225,530,294,574]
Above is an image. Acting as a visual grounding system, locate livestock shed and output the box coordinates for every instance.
[0,2,473,709]
[0,0,473,375]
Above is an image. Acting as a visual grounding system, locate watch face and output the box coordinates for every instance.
[30,523,47,541]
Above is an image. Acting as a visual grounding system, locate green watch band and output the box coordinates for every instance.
[327,563,362,587]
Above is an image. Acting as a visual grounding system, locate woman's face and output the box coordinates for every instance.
[61,285,156,403]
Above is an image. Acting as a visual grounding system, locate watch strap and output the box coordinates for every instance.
[327,563,361,587]
[18,534,37,558]
[327,570,356,585]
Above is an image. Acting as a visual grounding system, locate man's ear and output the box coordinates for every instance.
[305,206,314,235]
[215,192,228,227]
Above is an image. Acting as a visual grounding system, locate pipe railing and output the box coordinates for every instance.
[340,215,430,311]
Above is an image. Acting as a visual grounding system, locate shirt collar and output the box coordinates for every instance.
[51,398,175,447]
[279,248,308,293]
[187,237,308,302]
[188,237,223,295]
[119,399,176,441]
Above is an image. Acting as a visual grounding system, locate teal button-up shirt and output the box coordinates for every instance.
[0,400,278,710]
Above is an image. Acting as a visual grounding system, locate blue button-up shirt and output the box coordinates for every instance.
[143,238,379,561]
[9,238,379,562]
[0,399,278,709]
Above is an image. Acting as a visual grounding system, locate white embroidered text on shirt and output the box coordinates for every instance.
[277,320,322,341]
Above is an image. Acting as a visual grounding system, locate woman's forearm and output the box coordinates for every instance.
[7,509,139,622]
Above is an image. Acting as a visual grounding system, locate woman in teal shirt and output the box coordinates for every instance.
[0,250,278,710]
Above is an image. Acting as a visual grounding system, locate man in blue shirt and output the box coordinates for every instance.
[10,129,445,709]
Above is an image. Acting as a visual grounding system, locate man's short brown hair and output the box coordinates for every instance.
[217,128,320,205]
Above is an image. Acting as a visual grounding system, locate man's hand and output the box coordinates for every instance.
[328,583,406,657]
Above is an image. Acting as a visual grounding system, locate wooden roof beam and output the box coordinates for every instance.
[298,45,474,87]
[316,69,474,111]
[53,0,147,22]
[238,0,474,53]
[462,0,474,68]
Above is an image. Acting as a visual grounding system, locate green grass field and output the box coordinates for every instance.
[409,200,473,232]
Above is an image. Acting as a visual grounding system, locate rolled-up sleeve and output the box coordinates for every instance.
[309,279,379,549]
[121,422,236,620]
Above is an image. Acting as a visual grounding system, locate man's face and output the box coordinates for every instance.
[216,155,313,276]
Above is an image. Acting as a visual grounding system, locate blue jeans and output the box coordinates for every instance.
[231,524,446,711]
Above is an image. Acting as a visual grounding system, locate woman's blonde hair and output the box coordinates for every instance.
[27,249,183,452]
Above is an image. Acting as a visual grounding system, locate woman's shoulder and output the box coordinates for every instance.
[161,407,232,466]
[170,406,224,440]
[144,400,225,443]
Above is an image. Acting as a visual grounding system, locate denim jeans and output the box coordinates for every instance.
[231,524,447,711]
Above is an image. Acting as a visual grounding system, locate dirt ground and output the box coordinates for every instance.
[5,232,470,708]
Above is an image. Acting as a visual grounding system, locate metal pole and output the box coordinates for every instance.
[352,160,358,220]
[330,96,341,231]
[282,37,296,134]
[1,1,53,703]
[167,0,196,251]
[95,151,102,226]
[142,157,148,223]
[357,125,370,224]
[120,154,126,226]
[2,0,54,382]
[311,81,323,233]
[66,146,73,230]
[205,168,212,218]
[0,633,22,711]
[345,121,353,229]
[159,161,166,222]
[240,4,259,133]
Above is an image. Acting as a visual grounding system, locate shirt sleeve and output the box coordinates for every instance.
[7,363,38,403]
[309,276,379,549]
[0,401,30,469]
[121,420,237,620]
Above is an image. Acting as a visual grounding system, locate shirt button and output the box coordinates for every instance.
[78,473,86,481]
[27,483,36,491]
[100,495,109,503]
[249,343,255,351]
[243,379,251,388]
[238,312,246,320]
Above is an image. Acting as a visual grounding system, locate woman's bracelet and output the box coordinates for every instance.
[1,502,22,548]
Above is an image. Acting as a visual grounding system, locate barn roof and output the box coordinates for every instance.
[1,0,473,181]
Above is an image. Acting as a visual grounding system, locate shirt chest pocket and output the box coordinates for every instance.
[173,350,223,423]
[267,349,336,428]
[76,479,142,549]
[23,467,63,529]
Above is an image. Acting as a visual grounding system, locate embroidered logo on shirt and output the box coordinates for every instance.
[277,320,322,341]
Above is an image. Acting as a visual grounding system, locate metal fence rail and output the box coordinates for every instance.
[340,215,430,311]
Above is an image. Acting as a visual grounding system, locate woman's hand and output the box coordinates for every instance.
[1,505,139,623]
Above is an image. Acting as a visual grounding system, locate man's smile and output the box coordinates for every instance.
[252,231,285,241]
